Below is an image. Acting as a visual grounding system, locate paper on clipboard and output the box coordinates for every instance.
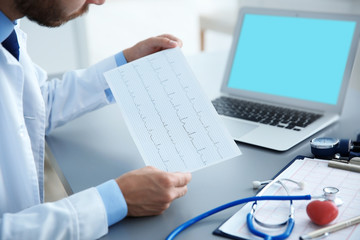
[216,157,360,240]
[104,48,241,173]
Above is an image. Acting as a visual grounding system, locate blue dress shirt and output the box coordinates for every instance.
[0,11,15,43]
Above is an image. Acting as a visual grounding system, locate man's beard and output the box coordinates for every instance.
[14,0,89,27]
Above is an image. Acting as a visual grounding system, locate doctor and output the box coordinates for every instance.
[0,0,192,239]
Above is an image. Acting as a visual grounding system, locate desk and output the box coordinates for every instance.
[46,51,360,240]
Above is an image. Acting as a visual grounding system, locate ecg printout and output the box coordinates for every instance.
[105,48,241,172]
[218,158,360,240]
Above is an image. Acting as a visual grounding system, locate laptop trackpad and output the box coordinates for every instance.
[221,117,259,139]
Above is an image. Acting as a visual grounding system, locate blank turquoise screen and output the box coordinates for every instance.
[227,14,356,105]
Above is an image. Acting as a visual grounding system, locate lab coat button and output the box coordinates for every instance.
[18,124,25,137]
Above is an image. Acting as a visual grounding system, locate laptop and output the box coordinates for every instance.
[212,7,360,151]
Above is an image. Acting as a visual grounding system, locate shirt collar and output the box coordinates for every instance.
[0,10,17,43]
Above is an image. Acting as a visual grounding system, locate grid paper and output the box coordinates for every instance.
[105,48,241,172]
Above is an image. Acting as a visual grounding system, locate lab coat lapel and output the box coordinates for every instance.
[20,28,46,203]
[0,28,41,214]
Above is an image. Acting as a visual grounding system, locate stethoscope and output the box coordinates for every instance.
[166,178,342,240]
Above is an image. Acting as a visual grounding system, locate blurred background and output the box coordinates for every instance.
[20,0,360,90]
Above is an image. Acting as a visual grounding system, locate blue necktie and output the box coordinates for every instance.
[2,30,19,60]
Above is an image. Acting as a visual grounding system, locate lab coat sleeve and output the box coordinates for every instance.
[40,54,119,135]
[0,188,108,240]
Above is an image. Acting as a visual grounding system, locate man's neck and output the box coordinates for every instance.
[0,0,23,21]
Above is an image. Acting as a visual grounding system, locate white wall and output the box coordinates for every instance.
[84,0,199,65]
[21,0,200,74]
[20,17,88,74]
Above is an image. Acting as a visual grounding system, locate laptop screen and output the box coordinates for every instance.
[227,14,357,105]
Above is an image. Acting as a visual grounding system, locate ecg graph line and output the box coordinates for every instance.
[146,57,207,166]
[118,50,228,172]
[162,51,223,159]
[135,61,191,170]
[148,55,212,163]
[121,69,170,171]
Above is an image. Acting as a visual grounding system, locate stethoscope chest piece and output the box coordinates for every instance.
[323,187,343,206]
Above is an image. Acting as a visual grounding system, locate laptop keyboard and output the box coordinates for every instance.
[212,97,322,131]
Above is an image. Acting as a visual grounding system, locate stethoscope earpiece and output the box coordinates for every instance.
[252,180,271,189]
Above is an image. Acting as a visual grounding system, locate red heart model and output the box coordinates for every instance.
[306,200,338,225]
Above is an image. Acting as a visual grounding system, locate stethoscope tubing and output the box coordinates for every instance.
[165,195,311,240]
[247,212,295,240]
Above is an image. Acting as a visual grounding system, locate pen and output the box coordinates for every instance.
[300,215,360,240]
[328,161,360,173]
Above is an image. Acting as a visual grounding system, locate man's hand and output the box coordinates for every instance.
[115,166,191,216]
[123,34,183,62]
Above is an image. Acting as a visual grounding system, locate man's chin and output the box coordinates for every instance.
[27,4,89,27]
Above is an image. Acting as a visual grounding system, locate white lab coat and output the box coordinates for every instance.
[0,26,118,239]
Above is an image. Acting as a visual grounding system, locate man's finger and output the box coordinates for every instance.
[170,172,192,187]
[152,35,182,49]
[155,37,178,48]
[174,185,188,199]
[158,34,182,42]
[157,34,183,46]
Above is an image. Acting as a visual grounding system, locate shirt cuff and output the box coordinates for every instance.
[114,51,128,67]
[96,180,128,226]
[103,52,128,103]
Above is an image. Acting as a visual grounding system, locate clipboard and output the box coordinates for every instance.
[213,155,305,240]
[213,156,360,240]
